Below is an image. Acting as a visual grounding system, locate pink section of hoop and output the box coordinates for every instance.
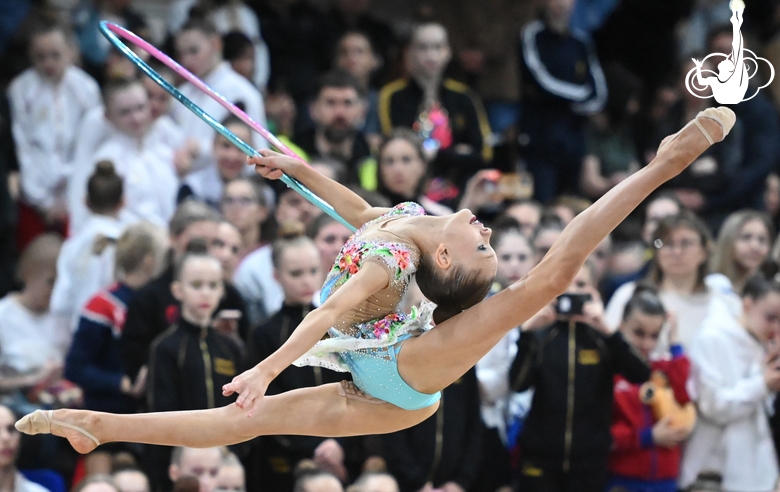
[106,22,306,163]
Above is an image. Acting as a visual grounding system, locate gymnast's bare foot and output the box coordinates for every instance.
[15,409,101,454]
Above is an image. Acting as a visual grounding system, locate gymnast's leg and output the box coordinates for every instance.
[16,383,438,454]
[398,108,736,395]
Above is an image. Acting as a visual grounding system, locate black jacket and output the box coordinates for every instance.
[382,368,483,492]
[120,262,249,379]
[378,77,492,189]
[510,320,650,472]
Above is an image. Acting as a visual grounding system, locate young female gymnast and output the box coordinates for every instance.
[16,107,736,455]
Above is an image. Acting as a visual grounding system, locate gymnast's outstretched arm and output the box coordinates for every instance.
[249,149,390,228]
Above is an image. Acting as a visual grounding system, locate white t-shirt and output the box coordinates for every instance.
[233,245,283,326]
[0,295,69,373]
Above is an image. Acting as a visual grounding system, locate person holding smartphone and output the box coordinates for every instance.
[509,261,651,492]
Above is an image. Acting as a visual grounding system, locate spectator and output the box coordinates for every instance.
[233,187,322,325]
[334,31,381,139]
[220,178,269,258]
[580,64,642,199]
[0,404,48,492]
[0,234,69,415]
[307,213,352,285]
[212,221,243,282]
[50,161,126,331]
[293,470,343,492]
[503,199,543,239]
[474,223,536,492]
[379,22,491,194]
[113,469,150,492]
[510,263,650,492]
[7,20,100,249]
[607,288,692,492]
[518,0,607,202]
[294,70,372,185]
[709,210,774,309]
[349,473,399,492]
[172,18,266,168]
[71,78,180,232]
[532,215,565,263]
[65,221,166,414]
[169,447,223,492]
[381,367,482,492]
[549,195,591,225]
[605,213,732,352]
[0,95,18,299]
[120,200,247,381]
[244,222,345,491]
[179,116,254,210]
[72,475,120,492]
[216,453,244,492]
[222,30,255,84]
[374,129,451,215]
[679,275,780,492]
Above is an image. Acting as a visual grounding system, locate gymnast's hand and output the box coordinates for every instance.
[222,365,272,417]
[248,148,300,180]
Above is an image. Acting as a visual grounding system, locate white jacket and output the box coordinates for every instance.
[172,62,267,167]
[7,67,100,209]
[680,300,779,491]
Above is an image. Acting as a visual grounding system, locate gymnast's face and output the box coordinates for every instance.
[176,29,221,78]
[438,209,497,279]
[106,84,152,139]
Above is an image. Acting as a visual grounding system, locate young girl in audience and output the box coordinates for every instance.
[50,161,126,331]
[679,275,780,492]
[607,288,692,492]
[179,116,254,209]
[15,107,736,455]
[708,210,773,308]
[0,234,70,414]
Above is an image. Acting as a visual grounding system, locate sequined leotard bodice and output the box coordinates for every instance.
[294,202,440,410]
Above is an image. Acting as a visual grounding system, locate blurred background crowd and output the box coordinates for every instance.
[2,0,780,491]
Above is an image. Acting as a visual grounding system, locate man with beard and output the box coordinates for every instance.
[294,70,372,185]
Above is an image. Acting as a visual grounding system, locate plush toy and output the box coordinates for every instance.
[639,370,696,431]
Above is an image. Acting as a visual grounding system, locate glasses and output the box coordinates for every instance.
[222,196,256,207]
[655,238,701,252]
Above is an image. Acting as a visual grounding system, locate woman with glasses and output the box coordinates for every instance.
[605,212,732,351]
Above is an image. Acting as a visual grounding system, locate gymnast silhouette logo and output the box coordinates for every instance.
[685,0,774,104]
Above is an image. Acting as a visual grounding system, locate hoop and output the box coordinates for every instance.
[98,21,356,232]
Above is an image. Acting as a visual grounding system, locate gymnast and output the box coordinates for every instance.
[16,107,735,454]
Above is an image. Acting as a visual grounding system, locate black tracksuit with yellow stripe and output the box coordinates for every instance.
[510,320,650,482]
[378,77,492,191]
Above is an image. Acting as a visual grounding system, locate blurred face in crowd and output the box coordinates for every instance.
[310,86,365,144]
[212,222,243,279]
[176,29,221,79]
[215,464,245,492]
[495,231,535,288]
[313,221,352,274]
[300,475,344,492]
[733,219,771,273]
[171,220,220,258]
[336,33,378,85]
[407,24,451,80]
[230,45,255,82]
[173,257,224,326]
[533,227,562,263]
[30,29,72,82]
[359,475,399,492]
[642,197,680,244]
[170,448,223,492]
[546,0,576,24]
[143,75,172,120]
[655,226,707,281]
[588,236,613,285]
[620,310,665,359]
[275,243,321,305]
[505,203,541,238]
[106,84,153,139]
[743,291,780,344]
[221,181,267,238]
[22,264,57,313]
[113,470,150,492]
[215,124,252,182]
[81,483,119,492]
[566,265,594,295]
[379,138,426,198]
[0,406,19,468]
[276,191,321,226]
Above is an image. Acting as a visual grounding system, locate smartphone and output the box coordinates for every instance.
[555,293,592,316]
[216,309,242,320]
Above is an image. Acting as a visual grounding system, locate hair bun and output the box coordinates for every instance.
[185,237,209,254]
[94,160,117,177]
[277,220,306,240]
[432,304,461,325]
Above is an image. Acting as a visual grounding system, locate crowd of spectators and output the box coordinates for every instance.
[3,0,780,491]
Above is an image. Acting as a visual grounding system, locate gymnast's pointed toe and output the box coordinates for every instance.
[15,410,52,436]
